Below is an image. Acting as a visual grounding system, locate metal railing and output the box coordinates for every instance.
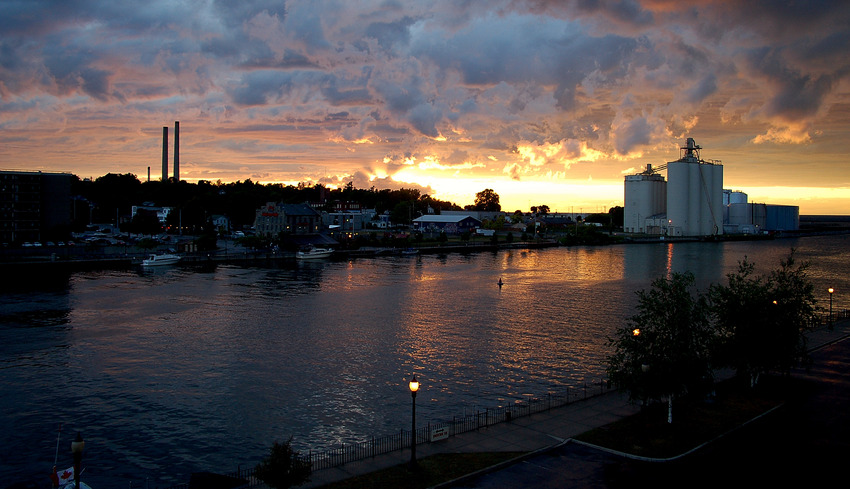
[159,379,611,488]
[301,379,610,472]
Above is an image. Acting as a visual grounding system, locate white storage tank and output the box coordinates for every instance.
[723,190,747,205]
[666,138,723,236]
[728,203,752,226]
[624,166,666,233]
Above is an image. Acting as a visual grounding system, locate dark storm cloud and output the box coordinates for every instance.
[364,17,416,52]
[2,0,850,192]
[746,47,839,121]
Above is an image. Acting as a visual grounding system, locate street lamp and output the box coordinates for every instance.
[829,288,834,329]
[408,375,420,470]
[71,432,85,489]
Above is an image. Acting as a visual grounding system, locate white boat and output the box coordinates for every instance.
[141,253,181,266]
[296,248,333,260]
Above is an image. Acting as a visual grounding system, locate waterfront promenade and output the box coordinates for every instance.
[303,319,850,488]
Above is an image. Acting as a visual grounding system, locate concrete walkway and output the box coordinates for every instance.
[303,389,641,488]
[302,318,850,489]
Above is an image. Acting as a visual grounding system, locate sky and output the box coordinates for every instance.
[1,1,849,215]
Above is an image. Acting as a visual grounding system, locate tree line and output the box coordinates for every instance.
[607,251,818,423]
[71,173,462,232]
[72,175,624,235]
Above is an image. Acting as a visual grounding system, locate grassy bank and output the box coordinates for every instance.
[574,377,790,458]
[314,452,524,489]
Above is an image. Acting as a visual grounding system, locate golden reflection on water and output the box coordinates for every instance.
[4,236,849,487]
[393,248,634,407]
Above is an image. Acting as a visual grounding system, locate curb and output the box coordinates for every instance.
[428,440,569,489]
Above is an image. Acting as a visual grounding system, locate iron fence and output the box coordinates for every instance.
[300,379,610,472]
[158,378,612,488]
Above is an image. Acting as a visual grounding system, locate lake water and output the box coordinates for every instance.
[1,235,848,488]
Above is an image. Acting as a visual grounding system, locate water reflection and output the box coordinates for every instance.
[1,235,848,488]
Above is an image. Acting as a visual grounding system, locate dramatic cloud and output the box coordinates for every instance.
[1,0,849,213]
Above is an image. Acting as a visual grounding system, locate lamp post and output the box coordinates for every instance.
[71,432,84,489]
[408,375,420,470]
[828,288,834,329]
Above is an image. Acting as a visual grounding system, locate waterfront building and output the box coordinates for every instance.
[0,170,72,244]
[254,202,322,237]
[211,214,231,235]
[412,215,482,234]
[131,205,173,224]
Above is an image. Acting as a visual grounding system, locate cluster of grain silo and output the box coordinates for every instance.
[623,138,723,237]
[622,137,799,237]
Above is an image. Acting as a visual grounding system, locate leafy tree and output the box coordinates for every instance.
[483,215,506,230]
[710,258,775,387]
[129,209,162,236]
[136,238,159,251]
[510,210,524,224]
[609,206,624,228]
[237,235,268,250]
[390,201,412,225]
[766,251,816,375]
[608,272,714,423]
[710,251,816,387]
[473,189,501,211]
[254,438,311,489]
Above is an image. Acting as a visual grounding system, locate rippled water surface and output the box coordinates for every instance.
[2,235,848,488]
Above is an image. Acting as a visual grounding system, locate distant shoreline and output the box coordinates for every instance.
[1,228,847,274]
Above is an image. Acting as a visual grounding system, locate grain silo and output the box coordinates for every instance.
[624,165,667,233]
[666,138,723,237]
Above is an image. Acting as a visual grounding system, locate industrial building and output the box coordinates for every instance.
[722,190,800,234]
[624,138,798,237]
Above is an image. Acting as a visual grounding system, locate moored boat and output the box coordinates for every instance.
[141,253,181,266]
[296,248,333,260]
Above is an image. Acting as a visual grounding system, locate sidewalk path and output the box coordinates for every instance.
[442,319,850,488]
[303,389,641,488]
[304,319,850,489]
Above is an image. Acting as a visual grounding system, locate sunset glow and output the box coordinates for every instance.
[1,1,848,214]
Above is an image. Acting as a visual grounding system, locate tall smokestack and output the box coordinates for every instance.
[161,126,168,181]
[173,121,180,181]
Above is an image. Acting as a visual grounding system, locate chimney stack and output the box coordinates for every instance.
[161,126,168,181]
[173,121,180,181]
